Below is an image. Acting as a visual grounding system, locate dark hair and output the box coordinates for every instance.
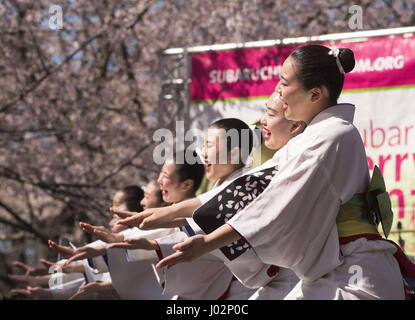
[290,45,355,105]
[171,150,205,192]
[120,185,144,212]
[209,118,254,164]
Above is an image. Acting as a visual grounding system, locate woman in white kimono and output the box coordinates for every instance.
[66,151,241,300]
[47,182,172,300]
[43,186,145,299]
[77,124,260,300]
[111,119,257,299]
[153,45,413,299]
[113,116,305,299]
[8,258,87,300]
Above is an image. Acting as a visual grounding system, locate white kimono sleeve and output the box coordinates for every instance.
[186,217,279,289]
[48,259,86,300]
[223,249,277,289]
[82,265,111,284]
[155,231,234,300]
[49,273,86,300]
[121,227,177,262]
[105,246,169,300]
[227,141,342,281]
[86,240,109,273]
[228,118,369,282]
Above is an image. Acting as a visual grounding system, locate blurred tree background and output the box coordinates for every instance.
[0,0,414,298]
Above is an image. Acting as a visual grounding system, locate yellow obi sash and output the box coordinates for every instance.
[336,166,394,238]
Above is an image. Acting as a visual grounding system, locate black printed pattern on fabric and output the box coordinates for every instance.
[193,165,279,260]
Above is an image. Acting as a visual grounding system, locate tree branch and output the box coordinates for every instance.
[127,0,160,30]
[120,41,144,125]
[0,31,104,113]
[0,201,48,243]
[97,141,153,185]
[0,215,22,230]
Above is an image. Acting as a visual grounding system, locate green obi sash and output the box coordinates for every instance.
[336,166,394,238]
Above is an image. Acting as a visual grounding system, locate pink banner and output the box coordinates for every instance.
[190,34,415,102]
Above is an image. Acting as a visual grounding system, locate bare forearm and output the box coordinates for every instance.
[154,217,190,228]
[156,224,242,269]
[171,197,201,218]
[33,275,51,287]
[97,281,115,292]
[204,224,240,251]
[65,264,86,274]
[139,198,202,230]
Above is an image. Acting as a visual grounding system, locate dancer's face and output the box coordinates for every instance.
[275,56,310,122]
[157,160,186,204]
[141,182,162,210]
[203,127,237,182]
[110,191,128,233]
[112,191,128,211]
[261,92,295,150]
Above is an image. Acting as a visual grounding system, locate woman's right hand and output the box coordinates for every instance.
[10,286,52,299]
[47,240,75,259]
[115,209,155,228]
[40,258,85,274]
[63,246,106,266]
[79,222,124,243]
[109,207,137,219]
[12,261,49,276]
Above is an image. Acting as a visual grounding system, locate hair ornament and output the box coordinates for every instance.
[328,48,345,74]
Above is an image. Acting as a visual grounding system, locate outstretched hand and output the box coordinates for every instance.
[10,286,52,299]
[109,207,137,219]
[8,274,47,287]
[139,206,182,230]
[47,240,75,259]
[63,246,106,266]
[12,261,49,276]
[115,210,153,228]
[68,281,112,300]
[40,258,84,274]
[79,222,124,243]
[155,235,210,269]
[139,198,201,230]
[107,237,158,251]
[156,224,241,269]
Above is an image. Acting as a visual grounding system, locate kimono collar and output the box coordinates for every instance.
[226,166,250,182]
[214,166,250,188]
[308,103,355,127]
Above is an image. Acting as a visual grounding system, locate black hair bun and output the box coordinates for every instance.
[339,48,355,73]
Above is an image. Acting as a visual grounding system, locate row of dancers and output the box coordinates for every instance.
[8,43,415,300]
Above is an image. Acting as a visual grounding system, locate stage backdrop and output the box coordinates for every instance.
[189,33,415,257]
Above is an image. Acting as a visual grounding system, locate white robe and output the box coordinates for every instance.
[118,175,251,300]
[225,104,405,299]
[159,168,262,299]
[105,227,175,300]
[48,253,113,299]
[49,259,86,300]
[65,231,171,299]
[154,167,299,300]
[155,231,238,300]
[194,167,300,299]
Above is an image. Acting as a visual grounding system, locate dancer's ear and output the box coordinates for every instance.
[290,121,307,137]
[180,179,194,192]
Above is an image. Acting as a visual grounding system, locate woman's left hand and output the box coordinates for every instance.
[107,237,158,250]
[63,246,106,266]
[79,222,124,243]
[155,234,209,269]
[68,282,111,300]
